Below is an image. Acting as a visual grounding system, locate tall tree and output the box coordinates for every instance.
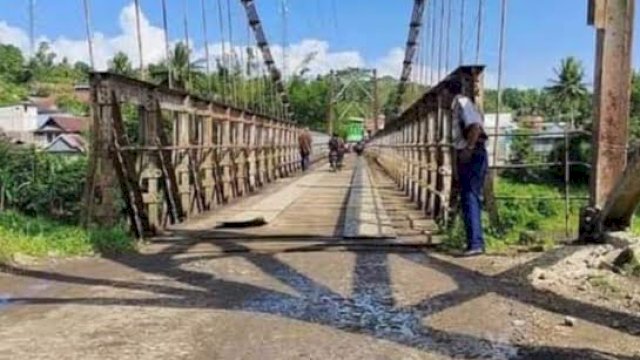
[0,44,27,83]
[547,57,588,125]
[150,42,204,90]
[108,52,134,76]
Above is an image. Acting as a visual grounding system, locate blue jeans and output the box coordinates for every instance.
[457,147,488,251]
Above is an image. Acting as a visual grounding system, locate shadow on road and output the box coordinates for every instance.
[2,232,639,359]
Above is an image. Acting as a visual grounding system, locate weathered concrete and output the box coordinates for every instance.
[1,155,639,359]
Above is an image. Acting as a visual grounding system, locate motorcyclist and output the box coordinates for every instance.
[328,133,345,171]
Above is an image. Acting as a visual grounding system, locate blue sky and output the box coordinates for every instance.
[0,0,638,88]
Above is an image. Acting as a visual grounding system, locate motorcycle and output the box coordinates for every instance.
[329,150,343,172]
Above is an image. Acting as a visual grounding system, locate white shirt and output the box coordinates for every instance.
[451,95,484,150]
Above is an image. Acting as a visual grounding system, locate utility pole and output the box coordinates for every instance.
[580,0,635,241]
[588,0,635,209]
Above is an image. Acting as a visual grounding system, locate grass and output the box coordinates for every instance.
[0,211,135,262]
[445,177,587,253]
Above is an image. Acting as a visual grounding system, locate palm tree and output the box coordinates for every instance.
[150,42,204,91]
[547,57,588,125]
[108,52,134,76]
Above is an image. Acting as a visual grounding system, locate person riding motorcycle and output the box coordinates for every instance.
[328,133,345,171]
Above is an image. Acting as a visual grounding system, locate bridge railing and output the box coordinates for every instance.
[84,73,325,237]
[368,66,485,226]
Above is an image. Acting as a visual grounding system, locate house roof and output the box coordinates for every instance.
[45,133,87,153]
[35,115,88,133]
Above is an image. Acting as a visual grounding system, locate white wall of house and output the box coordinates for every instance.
[0,104,39,133]
[484,113,516,166]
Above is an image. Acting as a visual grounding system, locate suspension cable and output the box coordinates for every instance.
[134,0,145,78]
[183,0,192,91]
[160,0,174,88]
[82,0,95,70]
[445,0,452,73]
[240,0,292,120]
[429,0,437,85]
[244,22,251,109]
[226,0,238,106]
[492,0,508,166]
[423,0,431,86]
[216,0,228,104]
[281,0,289,80]
[437,0,444,81]
[475,0,484,64]
[29,0,35,57]
[459,0,465,66]
[392,0,426,117]
[201,0,213,97]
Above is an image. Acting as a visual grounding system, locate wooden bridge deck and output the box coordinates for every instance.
[153,155,436,254]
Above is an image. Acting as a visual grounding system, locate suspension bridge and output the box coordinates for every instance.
[1,1,640,359]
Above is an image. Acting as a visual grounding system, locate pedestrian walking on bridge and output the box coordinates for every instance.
[298,127,313,171]
[446,80,489,257]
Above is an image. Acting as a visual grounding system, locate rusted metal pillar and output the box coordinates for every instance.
[589,0,635,209]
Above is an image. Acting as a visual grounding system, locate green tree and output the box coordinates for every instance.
[108,52,134,76]
[150,43,204,90]
[0,44,27,83]
[547,57,589,125]
[289,75,329,130]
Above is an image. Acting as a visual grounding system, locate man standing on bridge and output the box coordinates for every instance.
[446,80,489,257]
[298,127,313,171]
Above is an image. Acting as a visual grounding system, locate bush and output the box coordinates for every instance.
[444,177,586,252]
[0,142,87,222]
[0,211,134,262]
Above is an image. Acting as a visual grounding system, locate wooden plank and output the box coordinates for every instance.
[154,102,185,224]
[110,92,151,237]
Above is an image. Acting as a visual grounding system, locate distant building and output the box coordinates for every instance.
[45,134,87,154]
[531,122,566,157]
[0,102,88,154]
[34,115,88,154]
[483,113,517,166]
[0,103,40,143]
[518,115,545,130]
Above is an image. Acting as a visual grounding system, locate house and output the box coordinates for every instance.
[0,103,39,143]
[483,113,517,166]
[45,133,87,154]
[531,122,567,157]
[34,115,88,153]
